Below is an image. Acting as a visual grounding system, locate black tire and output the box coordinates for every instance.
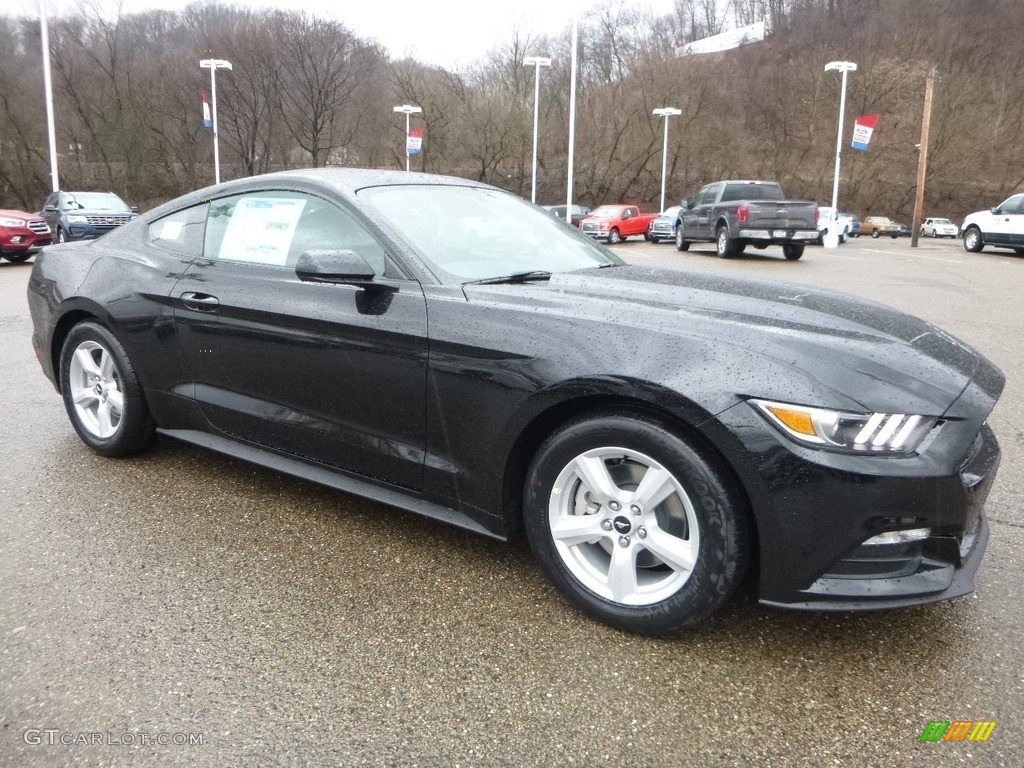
[608,228,621,245]
[2,252,32,263]
[963,226,984,253]
[871,230,880,239]
[675,225,689,251]
[715,226,737,258]
[59,321,156,457]
[522,412,750,634]
[782,243,805,260]
[57,227,67,244]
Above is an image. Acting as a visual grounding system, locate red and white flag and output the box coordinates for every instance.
[851,114,880,152]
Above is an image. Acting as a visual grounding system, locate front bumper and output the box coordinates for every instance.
[711,374,1002,611]
[1,227,52,253]
[65,223,125,241]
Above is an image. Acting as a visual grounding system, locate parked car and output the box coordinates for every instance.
[674,180,819,260]
[646,205,681,243]
[0,208,52,262]
[961,193,1024,254]
[542,204,590,228]
[862,216,910,238]
[28,168,1003,635]
[815,206,847,245]
[42,191,139,243]
[579,205,658,244]
[838,212,860,238]
[921,217,958,238]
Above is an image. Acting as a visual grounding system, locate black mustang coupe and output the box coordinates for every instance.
[28,169,1003,634]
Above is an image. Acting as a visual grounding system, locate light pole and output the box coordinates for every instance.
[652,107,682,213]
[199,58,233,185]
[523,56,552,205]
[565,15,579,225]
[825,60,857,212]
[393,104,422,172]
[39,0,59,192]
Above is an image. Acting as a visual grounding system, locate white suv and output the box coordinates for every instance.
[961,194,1024,253]
[921,217,957,238]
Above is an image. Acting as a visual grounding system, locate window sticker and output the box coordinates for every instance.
[158,220,183,241]
[217,197,307,266]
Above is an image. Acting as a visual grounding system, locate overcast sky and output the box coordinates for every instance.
[16,0,679,68]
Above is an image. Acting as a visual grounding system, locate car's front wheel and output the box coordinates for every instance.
[59,322,156,457]
[608,228,621,245]
[523,413,750,634]
[871,230,880,239]
[57,227,67,244]
[675,225,689,251]
[963,226,984,253]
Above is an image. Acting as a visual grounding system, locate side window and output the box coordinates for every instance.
[203,190,390,275]
[44,193,58,210]
[689,187,709,207]
[148,204,208,257]
[702,184,722,205]
[999,195,1024,215]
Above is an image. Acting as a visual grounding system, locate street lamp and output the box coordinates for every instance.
[393,104,423,172]
[825,60,857,212]
[39,0,59,192]
[199,58,233,185]
[652,107,682,213]
[523,55,552,204]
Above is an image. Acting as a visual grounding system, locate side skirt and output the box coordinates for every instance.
[158,428,504,541]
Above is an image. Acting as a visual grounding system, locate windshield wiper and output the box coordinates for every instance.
[464,270,552,286]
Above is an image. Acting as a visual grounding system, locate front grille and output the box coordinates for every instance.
[85,214,131,226]
[651,224,673,234]
[581,223,598,232]
[28,221,50,234]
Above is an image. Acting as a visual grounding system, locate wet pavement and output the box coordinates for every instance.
[1,238,1021,767]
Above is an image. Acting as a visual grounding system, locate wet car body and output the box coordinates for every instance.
[27,169,1003,629]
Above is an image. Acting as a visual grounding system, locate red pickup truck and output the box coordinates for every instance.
[579,205,658,244]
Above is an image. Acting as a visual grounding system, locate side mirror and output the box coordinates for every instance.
[991,207,1001,214]
[44,205,58,212]
[130,205,139,213]
[295,249,380,286]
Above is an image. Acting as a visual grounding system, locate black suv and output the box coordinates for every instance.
[42,191,138,243]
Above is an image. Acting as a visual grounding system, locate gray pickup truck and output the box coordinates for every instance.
[673,180,819,260]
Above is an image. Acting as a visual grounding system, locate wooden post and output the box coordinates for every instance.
[911,66,936,248]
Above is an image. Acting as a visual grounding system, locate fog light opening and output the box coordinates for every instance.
[863,528,931,546]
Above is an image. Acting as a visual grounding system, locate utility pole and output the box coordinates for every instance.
[911,66,937,248]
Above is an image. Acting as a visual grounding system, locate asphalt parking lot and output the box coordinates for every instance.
[1,236,1021,767]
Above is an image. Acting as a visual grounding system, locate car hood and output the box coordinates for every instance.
[468,265,991,416]
[0,209,45,222]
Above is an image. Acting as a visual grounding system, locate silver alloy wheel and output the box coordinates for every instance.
[547,447,700,606]
[964,228,981,251]
[68,339,124,439]
[716,228,728,256]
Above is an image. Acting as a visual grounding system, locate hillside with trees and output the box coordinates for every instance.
[1,0,1022,220]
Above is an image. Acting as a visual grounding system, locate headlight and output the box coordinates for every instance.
[0,217,27,227]
[67,214,88,224]
[750,399,938,454]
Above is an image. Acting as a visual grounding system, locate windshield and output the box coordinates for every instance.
[67,192,130,211]
[933,218,952,225]
[660,206,681,217]
[360,185,622,283]
[587,206,622,219]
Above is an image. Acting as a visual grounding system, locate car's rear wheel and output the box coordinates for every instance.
[59,322,156,457]
[675,225,689,251]
[716,226,737,258]
[963,226,984,253]
[782,243,805,260]
[523,413,750,634]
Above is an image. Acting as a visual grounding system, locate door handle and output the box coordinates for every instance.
[180,292,220,312]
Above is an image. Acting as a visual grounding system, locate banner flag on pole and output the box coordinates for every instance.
[202,91,212,130]
[407,128,424,155]
[851,113,880,152]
